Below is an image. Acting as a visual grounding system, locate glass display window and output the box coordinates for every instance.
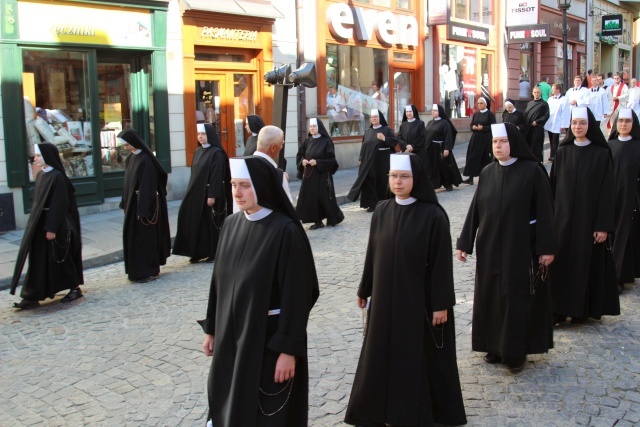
[22,49,94,180]
[393,72,413,133]
[439,44,476,118]
[325,44,389,137]
[452,0,493,24]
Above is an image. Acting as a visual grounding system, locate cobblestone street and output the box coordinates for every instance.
[2,184,640,426]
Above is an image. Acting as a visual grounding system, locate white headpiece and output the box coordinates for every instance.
[197,123,206,133]
[309,118,318,126]
[572,107,588,120]
[34,144,41,155]
[491,123,508,138]
[504,100,514,107]
[405,105,413,112]
[619,108,634,120]
[229,158,251,179]
[478,97,487,105]
[370,109,379,117]
[390,154,412,172]
[432,104,438,111]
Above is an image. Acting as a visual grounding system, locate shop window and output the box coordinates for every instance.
[618,49,630,77]
[393,72,413,133]
[439,44,475,118]
[22,49,94,180]
[396,0,412,9]
[354,0,392,6]
[195,52,250,63]
[519,44,533,99]
[452,0,492,24]
[325,44,389,137]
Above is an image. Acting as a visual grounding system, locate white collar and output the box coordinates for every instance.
[253,150,278,168]
[509,108,517,112]
[395,196,417,205]
[244,207,273,221]
[251,132,257,136]
[201,143,211,148]
[132,149,142,155]
[618,135,633,141]
[498,157,518,166]
[479,108,488,113]
[373,124,382,129]
[433,117,442,121]
[574,139,591,146]
[407,118,416,122]
[42,166,54,173]
[312,134,322,138]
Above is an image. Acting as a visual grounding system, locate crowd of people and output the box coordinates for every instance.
[8,76,640,425]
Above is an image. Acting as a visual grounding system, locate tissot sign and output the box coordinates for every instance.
[447,22,489,45]
[326,3,419,47]
[505,0,539,26]
[507,24,550,43]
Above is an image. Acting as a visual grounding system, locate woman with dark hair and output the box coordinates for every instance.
[173,123,231,262]
[457,123,555,373]
[427,104,463,191]
[348,109,398,211]
[118,128,171,283]
[296,118,344,230]
[346,153,467,427]
[244,115,265,155]
[11,143,84,308]
[551,107,619,323]
[462,97,496,185]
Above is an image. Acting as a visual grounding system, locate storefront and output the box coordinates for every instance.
[0,0,170,227]
[181,2,282,164]
[590,1,633,78]
[429,1,498,120]
[318,0,425,142]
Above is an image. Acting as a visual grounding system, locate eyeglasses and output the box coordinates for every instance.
[388,173,413,180]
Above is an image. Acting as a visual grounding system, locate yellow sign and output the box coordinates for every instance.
[200,27,258,43]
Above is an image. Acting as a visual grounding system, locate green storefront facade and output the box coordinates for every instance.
[0,0,170,228]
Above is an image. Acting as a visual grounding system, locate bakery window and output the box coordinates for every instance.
[22,49,94,180]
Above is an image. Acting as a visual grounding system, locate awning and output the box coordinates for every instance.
[181,0,284,19]
[619,0,640,15]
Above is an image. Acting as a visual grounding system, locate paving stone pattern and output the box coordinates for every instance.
[1,184,640,426]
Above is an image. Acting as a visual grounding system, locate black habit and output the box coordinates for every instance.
[244,115,265,155]
[346,154,466,426]
[457,124,555,364]
[295,121,344,226]
[348,112,398,209]
[426,105,463,189]
[397,104,430,176]
[524,98,550,162]
[463,109,496,177]
[118,129,171,281]
[11,144,83,300]
[502,109,529,136]
[200,157,319,426]
[550,111,619,319]
[173,124,231,261]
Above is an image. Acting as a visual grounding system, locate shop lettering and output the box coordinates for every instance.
[200,27,258,42]
[53,25,95,37]
[509,28,548,39]
[451,26,488,41]
[510,2,536,13]
[326,3,418,47]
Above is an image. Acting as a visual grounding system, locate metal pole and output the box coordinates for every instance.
[562,8,569,94]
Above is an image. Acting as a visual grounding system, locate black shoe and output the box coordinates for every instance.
[137,276,158,283]
[204,257,215,263]
[483,353,502,364]
[61,287,83,303]
[309,222,325,230]
[618,284,624,295]
[445,185,453,192]
[507,358,526,373]
[570,317,586,324]
[366,207,375,212]
[13,299,39,309]
[554,314,567,325]
[463,177,474,185]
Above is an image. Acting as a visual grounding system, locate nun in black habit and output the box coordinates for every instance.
[295,118,344,230]
[173,123,231,262]
[456,123,555,373]
[199,156,319,426]
[502,98,529,136]
[345,153,466,426]
[397,104,430,173]
[347,109,398,211]
[118,128,171,283]
[462,97,496,185]
[524,87,550,162]
[550,107,619,323]
[427,104,463,191]
[609,108,640,288]
[244,114,265,156]
[11,143,84,308]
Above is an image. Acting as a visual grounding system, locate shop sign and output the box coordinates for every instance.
[447,22,489,45]
[506,24,550,43]
[539,10,580,41]
[505,0,539,26]
[426,0,448,26]
[326,3,419,47]
[18,2,152,47]
[602,14,623,37]
[599,34,619,45]
[200,27,258,42]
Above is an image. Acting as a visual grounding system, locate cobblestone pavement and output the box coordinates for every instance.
[2,184,640,426]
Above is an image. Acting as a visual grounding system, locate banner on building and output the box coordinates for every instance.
[426,0,448,26]
[602,14,623,37]
[506,24,550,43]
[505,0,539,26]
[447,22,489,45]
